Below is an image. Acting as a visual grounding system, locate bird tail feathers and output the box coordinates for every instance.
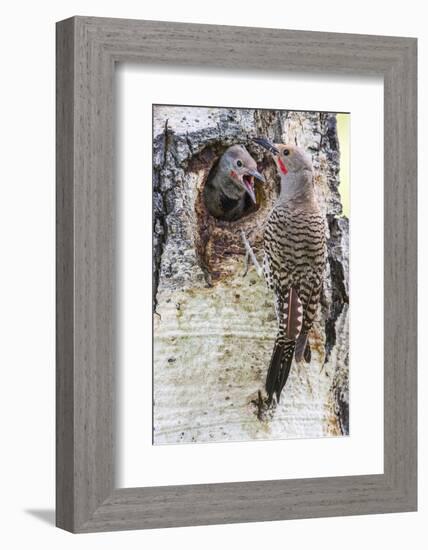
[294,332,311,363]
[266,337,295,404]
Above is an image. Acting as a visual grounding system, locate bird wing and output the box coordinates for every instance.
[294,279,322,362]
[282,287,303,341]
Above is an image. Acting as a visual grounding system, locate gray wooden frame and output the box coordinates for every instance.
[56,16,417,533]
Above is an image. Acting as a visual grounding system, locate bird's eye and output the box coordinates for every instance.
[236,159,243,168]
[283,149,290,156]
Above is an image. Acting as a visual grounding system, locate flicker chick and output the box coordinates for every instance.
[203,144,265,222]
[252,138,326,403]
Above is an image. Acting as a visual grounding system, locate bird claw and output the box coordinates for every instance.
[241,230,263,279]
[248,389,275,421]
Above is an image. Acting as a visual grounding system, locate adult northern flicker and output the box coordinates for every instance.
[203,144,265,221]
[252,138,326,403]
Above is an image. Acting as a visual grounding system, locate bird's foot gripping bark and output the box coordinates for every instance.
[241,230,263,278]
[248,389,276,422]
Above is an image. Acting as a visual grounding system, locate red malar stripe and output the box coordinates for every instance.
[278,158,288,175]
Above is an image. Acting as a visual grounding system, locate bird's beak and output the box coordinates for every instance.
[241,173,257,204]
[247,168,266,183]
[252,137,279,156]
[241,168,264,205]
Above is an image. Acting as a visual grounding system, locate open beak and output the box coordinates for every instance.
[248,168,266,183]
[252,137,279,156]
[242,169,265,204]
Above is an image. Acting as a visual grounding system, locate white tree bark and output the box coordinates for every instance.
[153,106,349,444]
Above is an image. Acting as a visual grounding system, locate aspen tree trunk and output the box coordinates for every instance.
[153,106,349,444]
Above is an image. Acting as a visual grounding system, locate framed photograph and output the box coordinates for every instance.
[56,16,417,532]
